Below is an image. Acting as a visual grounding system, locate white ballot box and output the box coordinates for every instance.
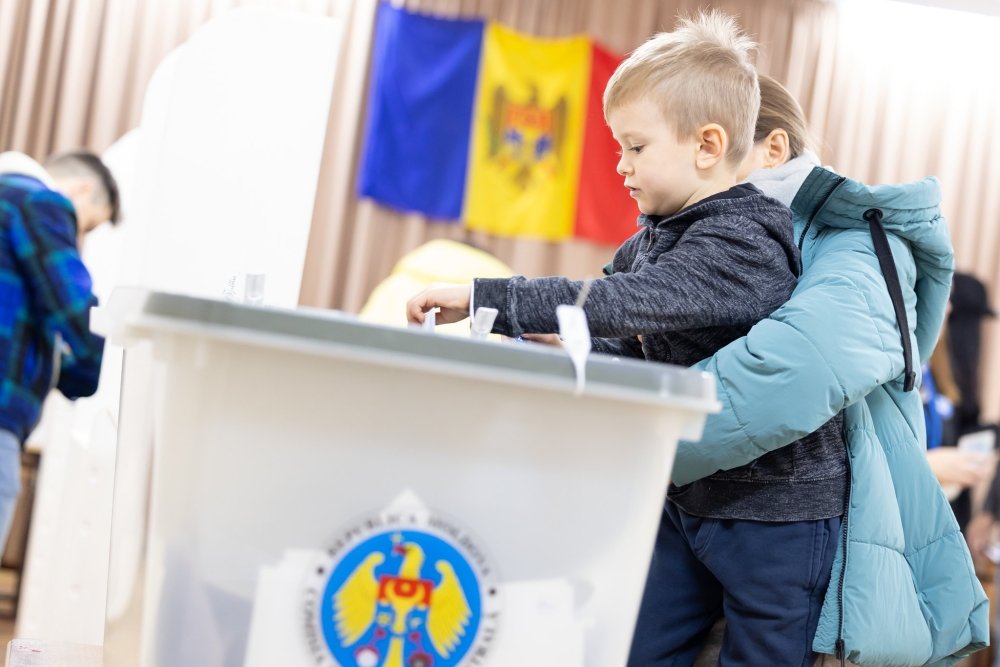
[97,289,718,667]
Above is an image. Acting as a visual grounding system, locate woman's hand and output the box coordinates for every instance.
[926,447,991,487]
[520,333,563,347]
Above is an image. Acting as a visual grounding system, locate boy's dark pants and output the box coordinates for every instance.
[627,501,840,667]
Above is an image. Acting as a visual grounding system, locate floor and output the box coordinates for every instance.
[0,616,13,657]
[0,559,992,666]
[0,569,21,661]
[0,567,143,667]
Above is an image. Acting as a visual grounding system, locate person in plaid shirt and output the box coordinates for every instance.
[0,150,118,548]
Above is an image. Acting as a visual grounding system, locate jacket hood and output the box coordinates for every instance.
[793,167,954,363]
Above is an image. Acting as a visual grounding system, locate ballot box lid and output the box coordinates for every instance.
[98,288,719,412]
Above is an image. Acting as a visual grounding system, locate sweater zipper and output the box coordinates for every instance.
[835,437,852,666]
[637,228,656,267]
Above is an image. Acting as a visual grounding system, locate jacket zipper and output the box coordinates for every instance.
[796,176,847,254]
[795,171,851,664]
[835,435,852,666]
[796,217,814,252]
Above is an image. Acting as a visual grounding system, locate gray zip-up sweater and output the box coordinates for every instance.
[474,184,846,521]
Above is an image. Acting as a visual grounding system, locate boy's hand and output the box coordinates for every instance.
[406,284,472,326]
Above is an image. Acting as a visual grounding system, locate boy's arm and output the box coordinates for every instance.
[9,191,104,398]
[473,216,793,338]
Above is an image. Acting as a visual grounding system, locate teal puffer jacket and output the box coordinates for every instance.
[672,166,988,666]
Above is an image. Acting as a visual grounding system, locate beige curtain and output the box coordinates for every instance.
[0,0,353,155]
[3,0,1000,419]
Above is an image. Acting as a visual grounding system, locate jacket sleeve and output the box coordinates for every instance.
[12,190,104,398]
[671,228,913,485]
[473,214,794,339]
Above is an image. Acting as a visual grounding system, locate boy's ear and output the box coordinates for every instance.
[695,124,728,169]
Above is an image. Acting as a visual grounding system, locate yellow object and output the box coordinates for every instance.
[463,25,590,241]
[426,560,472,658]
[359,239,513,337]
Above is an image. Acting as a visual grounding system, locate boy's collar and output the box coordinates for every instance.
[637,183,762,228]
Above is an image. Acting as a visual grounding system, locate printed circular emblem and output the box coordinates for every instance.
[304,513,500,667]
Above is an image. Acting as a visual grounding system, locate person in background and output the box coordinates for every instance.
[952,271,998,551]
[669,75,985,665]
[922,320,992,531]
[949,273,996,435]
[947,272,1000,667]
[0,150,120,246]
[923,323,961,451]
[0,149,116,548]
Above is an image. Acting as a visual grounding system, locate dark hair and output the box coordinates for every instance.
[44,151,121,225]
[754,75,813,159]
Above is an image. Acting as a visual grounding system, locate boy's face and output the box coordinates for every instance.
[608,98,702,217]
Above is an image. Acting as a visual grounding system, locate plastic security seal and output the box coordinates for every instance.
[557,305,591,396]
[422,308,436,331]
[470,307,498,340]
[557,280,595,396]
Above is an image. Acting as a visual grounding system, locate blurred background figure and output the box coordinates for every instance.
[0,150,121,246]
[923,318,993,532]
[938,272,1000,667]
[0,149,116,551]
[950,273,997,435]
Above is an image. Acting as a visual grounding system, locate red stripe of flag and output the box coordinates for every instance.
[573,42,638,246]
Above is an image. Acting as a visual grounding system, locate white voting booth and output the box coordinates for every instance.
[16,130,139,648]
[97,289,718,667]
[15,7,343,647]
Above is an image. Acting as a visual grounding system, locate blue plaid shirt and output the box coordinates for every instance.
[0,174,104,443]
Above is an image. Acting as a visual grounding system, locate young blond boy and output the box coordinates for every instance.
[407,13,845,665]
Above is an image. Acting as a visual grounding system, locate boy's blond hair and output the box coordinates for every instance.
[603,10,759,165]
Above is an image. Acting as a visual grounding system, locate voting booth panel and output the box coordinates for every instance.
[98,290,718,667]
[15,7,344,646]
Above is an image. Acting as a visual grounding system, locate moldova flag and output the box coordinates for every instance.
[357,3,637,245]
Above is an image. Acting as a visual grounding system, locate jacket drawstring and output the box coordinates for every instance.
[864,207,917,391]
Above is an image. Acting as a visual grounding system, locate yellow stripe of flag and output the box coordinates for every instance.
[463,24,590,241]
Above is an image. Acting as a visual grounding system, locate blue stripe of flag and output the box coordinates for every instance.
[357,3,484,220]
